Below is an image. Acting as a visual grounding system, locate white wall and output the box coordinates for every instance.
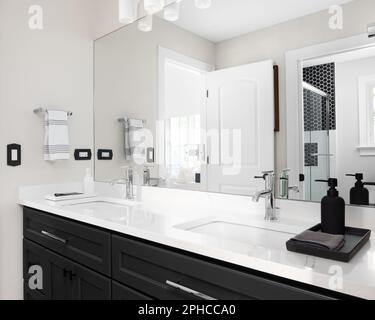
[94,16,215,181]
[215,0,375,176]
[336,56,375,203]
[0,0,94,299]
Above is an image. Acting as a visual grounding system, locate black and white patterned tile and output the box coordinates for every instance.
[304,142,318,167]
[303,63,336,131]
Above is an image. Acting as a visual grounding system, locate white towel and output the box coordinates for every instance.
[44,110,70,161]
[124,118,145,161]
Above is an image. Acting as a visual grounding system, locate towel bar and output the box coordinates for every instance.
[33,108,73,117]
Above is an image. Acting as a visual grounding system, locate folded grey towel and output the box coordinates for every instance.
[292,230,345,251]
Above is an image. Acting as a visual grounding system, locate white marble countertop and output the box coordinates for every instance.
[19,183,375,300]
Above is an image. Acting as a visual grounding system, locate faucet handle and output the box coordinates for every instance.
[254,175,266,180]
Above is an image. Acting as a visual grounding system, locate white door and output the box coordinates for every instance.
[206,60,274,196]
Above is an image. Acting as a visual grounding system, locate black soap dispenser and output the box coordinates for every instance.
[315,178,345,235]
[346,173,375,206]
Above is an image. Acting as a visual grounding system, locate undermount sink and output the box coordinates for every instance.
[174,217,304,250]
[61,200,141,223]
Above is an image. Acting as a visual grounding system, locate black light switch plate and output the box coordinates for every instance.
[7,144,21,166]
[97,149,113,160]
[74,149,92,161]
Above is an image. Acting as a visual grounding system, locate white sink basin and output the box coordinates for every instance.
[62,200,141,224]
[174,217,304,250]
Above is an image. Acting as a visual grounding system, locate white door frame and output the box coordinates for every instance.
[285,33,375,199]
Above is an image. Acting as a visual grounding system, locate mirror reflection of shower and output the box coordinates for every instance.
[302,62,336,202]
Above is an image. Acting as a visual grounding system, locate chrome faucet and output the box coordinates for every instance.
[279,168,299,199]
[252,171,277,221]
[143,166,151,186]
[109,166,134,200]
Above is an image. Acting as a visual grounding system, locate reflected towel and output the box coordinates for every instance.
[44,110,70,161]
[292,230,345,251]
[124,118,145,161]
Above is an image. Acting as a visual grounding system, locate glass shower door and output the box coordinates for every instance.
[303,85,331,202]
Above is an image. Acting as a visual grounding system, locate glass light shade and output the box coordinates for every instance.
[164,2,180,21]
[138,14,153,32]
[144,0,165,14]
[195,0,212,9]
[119,0,139,24]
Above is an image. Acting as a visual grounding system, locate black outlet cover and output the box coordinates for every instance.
[97,149,113,160]
[7,144,21,166]
[74,149,92,161]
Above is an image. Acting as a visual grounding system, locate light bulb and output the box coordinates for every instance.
[144,0,165,14]
[164,2,180,21]
[119,0,139,24]
[195,0,212,9]
[138,14,153,32]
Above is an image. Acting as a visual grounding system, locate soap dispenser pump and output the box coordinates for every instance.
[315,178,345,235]
[346,173,375,206]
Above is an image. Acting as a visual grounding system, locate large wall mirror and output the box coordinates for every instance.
[286,35,375,207]
[94,0,275,196]
[94,0,375,208]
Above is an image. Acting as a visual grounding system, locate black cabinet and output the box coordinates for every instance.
[24,239,111,300]
[112,281,152,300]
[24,207,111,276]
[23,207,352,300]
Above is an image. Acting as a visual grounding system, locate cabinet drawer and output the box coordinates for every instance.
[112,235,335,300]
[24,207,111,276]
[112,281,152,300]
[112,236,254,300]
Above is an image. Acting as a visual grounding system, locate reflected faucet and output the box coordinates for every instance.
[252,171,277,221]
[109,166,134,200]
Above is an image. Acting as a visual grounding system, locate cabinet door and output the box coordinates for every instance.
[24,239,111,300]
[24,239,75,300]
[71,263,111,300]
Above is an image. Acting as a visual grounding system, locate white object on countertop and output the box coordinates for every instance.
[44,193,98,202]
[84,168,95,195]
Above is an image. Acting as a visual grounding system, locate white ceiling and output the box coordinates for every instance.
[171,0,353,43]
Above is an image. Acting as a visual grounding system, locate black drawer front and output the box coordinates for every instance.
[112,281,152,300]
[24,207,111,276]
[112,236,335,301]
[112,236,256,300]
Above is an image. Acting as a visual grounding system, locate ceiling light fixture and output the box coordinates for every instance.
[195,0,212,9]
[119,0,139,24]
[164,1,181,22]
[144,0,165,14]
[138,14,153,32]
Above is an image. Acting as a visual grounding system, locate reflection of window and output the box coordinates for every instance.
[358,76,375,155]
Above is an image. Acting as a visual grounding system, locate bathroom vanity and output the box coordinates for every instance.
[22,207,346,300]
[20,184,375,300]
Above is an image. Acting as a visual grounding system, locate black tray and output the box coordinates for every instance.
[286,224,371,262]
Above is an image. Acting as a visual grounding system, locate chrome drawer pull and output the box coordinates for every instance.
[166,280,217,300]
[41,231,67,244]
